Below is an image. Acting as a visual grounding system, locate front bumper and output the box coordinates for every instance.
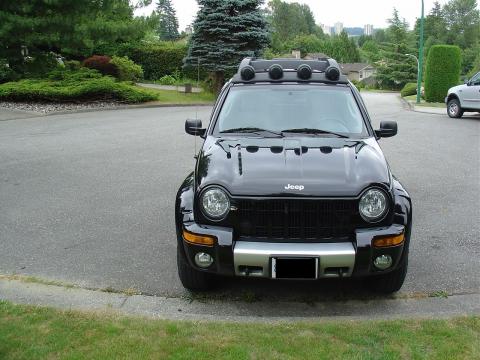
[181,222,407,279]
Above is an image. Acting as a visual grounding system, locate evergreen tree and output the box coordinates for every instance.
[375,43,417,90]
[184,0,269,93]
[386,8,409,44]
[0,0,147,70]
[156,0,179,41]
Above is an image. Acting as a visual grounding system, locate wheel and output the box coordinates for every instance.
[366,255,408,294]
[177,245,214,291]
[366,261,408,294]
[447,99,463,118]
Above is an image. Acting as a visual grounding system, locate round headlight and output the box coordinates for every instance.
[359,188,388,222]
[200,187,230,220]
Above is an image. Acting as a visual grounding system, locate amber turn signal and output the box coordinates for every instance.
[372,233,405,248]
[183,229,216,246]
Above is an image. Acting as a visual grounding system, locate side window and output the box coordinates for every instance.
[471,73,480,86]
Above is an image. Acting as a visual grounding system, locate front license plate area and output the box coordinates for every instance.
[272,257,318,279]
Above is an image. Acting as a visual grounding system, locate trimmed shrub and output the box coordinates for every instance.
[0,69,158,103]
[0,60,19,84]
[424,45,461,103]
[110,56,143,82]
[158,75,177,85]
[118,42,204,80]
[83,55,118,77]
[64,60,81,71]
[401,83,418,97]
[22,52,60,78]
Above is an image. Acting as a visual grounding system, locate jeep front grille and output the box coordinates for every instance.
[233,199,359,241]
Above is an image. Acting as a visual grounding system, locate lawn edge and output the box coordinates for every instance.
[1,278,479,323]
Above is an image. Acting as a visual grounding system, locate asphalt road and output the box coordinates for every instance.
[1,94,479,301]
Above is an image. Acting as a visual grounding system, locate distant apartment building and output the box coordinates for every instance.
[364,24,374,36]
[334,22,344,35]
[319,23,333,36]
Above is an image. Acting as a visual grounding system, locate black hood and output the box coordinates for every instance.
[195,136,391,197]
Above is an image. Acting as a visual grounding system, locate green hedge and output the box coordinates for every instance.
[118,43,187,81]
[424,45,461,103]
[0,69,158,103]
[401,83,418,97]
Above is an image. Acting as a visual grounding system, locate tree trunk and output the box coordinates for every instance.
[212,71,225,95]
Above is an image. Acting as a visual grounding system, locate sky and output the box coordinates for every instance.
[135,0,451,31]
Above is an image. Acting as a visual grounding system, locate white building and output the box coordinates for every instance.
[364,24,374,36]
[334,22,343,35]
[324,25,333,36]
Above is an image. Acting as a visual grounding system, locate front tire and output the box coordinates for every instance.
[447,99,463,118]
[366,256,408,294]
[177,245,214,291]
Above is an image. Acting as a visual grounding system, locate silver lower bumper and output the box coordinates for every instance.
[233,241,356,278]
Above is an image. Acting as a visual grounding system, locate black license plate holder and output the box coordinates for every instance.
[271,257,318,279]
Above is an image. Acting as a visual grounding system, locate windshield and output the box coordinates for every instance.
[214,84,368,137]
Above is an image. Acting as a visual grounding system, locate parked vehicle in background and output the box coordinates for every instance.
[446,72,480,118]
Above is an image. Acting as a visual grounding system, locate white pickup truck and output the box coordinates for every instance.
[445,72,480,118]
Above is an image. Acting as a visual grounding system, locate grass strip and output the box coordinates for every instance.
[0,301,478,360]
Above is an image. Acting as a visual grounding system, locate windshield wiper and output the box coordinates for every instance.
[220,127,283,137]
[281,128,349,138]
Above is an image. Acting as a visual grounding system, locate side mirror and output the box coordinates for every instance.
[375,121,397,138]
[464,79,470,85]
[185,119,206,136]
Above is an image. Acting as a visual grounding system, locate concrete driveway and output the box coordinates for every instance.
[0,93,479,301]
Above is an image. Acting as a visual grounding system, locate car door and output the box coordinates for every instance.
[462,72,480,110]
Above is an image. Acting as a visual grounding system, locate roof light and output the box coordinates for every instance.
[297,64,312,80]
[268,64,283,80]
[325,66,340,81]
[240,65,255,81]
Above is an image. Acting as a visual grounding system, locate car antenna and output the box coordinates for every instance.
[194,57,200,159]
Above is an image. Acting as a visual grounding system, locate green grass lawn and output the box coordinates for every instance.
[145,87,216,104]
[0,301,478,360]
[404,95,446,108]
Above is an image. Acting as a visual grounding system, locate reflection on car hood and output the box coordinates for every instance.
[195,136,391,197]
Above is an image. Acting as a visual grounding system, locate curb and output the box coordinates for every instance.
[399,97,447,116]
[41,102,215,117]
[1,279,479,323]
[0,102,215,120]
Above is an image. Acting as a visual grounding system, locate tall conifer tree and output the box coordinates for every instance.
[156,0,179,40]
[184,0,269,93]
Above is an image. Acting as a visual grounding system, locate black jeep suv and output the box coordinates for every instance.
[175,58,412,293]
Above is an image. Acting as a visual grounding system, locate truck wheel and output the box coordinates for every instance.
[177,246,214,291]
[366,257,408,294]
[447,99,463,118]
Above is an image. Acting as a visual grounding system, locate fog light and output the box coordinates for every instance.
[195,252,213,268]
[374,255,393,270]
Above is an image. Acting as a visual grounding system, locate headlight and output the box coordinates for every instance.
[359,188,388,222]
[200,187,230,220]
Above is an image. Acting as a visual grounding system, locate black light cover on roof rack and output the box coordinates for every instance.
[240,65,255,81]
[297,64,312,80]
[269,64,283,80]
[325,66,340,81]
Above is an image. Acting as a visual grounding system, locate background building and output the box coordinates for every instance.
[364,24,374,36]
[319,23,333,36]
[334,22,343,35]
